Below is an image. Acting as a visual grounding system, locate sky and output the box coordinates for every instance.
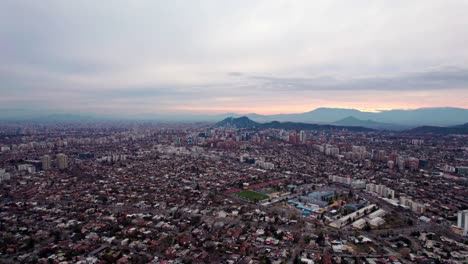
[1,0,468,116]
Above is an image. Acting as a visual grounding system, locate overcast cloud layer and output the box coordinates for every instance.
[1,0,468,115]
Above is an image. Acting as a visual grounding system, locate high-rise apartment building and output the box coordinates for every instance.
[42,155,51,170]
[457,210,468,236]
[299,130,306,143]
[57,153,68,170]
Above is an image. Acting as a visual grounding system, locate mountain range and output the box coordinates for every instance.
[406,122,468,135]
[1,107,467,129]
[216,116,374,132]
[217,116,468,135]
[331,116,404,130]
[219,107,468,128]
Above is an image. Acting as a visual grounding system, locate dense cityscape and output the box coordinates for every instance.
[0,120,467,263]
[2,1,468,263]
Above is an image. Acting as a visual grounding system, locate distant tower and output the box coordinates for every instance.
[299,130,306,143]
[42,155,51,170]
[457,210,468,235]
[56,153,68,170]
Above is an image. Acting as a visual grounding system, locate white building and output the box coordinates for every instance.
[352,218,367,229]
[351,180,366,189]
[456,166,468,176]
[366,184,395,199]
[57,153,68,170]
[255,160,275,170]
[1,146,10,152]
[329,204,377,229]
[397,156,405,171]
[368,209,386,219]
[352,145,366,154]
[443,164,456,173]
[457,210,468,236]
[325,145,339,156]
[329,175,366,189]
[42,155,52,170]
[368,217,385,227]
[400,196,425,214]
[299,130,306,143]
[18,164,36,173]
[0,169,11,183]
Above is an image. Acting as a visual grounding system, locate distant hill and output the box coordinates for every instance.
[216,116,259,128]
[216,116,373,132]
[217,116,468,134]
[333,116,382,126]
[407,123,468,135]
[332,116,409,130]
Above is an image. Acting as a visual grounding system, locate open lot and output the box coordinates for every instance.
[235,190,269,202]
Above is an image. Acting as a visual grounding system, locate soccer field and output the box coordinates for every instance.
[235,190,269,202]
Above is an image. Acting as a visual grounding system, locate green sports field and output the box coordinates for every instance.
[235,190,269,202]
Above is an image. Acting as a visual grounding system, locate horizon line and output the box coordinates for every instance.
[1,106,467,117]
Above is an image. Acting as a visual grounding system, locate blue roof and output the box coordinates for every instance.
[288,200,301,205]
[296,204,318,212]
[308,191,334,198]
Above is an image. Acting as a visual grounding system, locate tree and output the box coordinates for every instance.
[316,232,325,246]
[260,256,272,264]
[407,218,414,226]
[24,238,35,250]
[190,215,201,225]
[400,248,410,259]
[363,223,371,231]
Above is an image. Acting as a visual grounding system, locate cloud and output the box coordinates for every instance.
[251,67,468,91]
[1,1,468,114]
[227,72,243,77]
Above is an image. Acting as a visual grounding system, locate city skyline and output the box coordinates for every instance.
[2,1,468,115]
[1,2,467,262]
